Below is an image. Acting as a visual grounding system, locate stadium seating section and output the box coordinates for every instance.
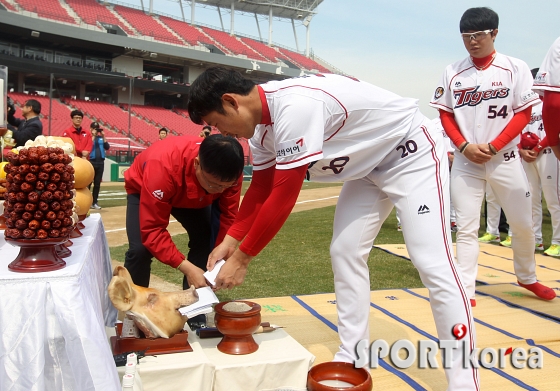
[158,16,216,48]
[3,0,329,72]
[113,5,183,46]
[0,0,17,12]
[277,48,331,73]
[14,0,76,24]
[65,0,135,35]
[200,27,267,62]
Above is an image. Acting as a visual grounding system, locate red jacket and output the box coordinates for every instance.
[62,126,93,157]
[124,136,242,268]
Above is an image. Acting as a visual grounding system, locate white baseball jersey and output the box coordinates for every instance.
[430,52,540,151]
[525,101,545,138]
[534,37,560,94]
[250,74,423,182]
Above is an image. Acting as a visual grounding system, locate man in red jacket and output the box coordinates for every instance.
[123,134,244,294]
[62,110,93,158]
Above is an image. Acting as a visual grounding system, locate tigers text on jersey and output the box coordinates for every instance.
[249,73,425,182]
[430,52,540,150]
[534,37,560,94]
[525,101,544,139]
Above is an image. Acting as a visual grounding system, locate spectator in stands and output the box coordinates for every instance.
[159,127,168,140]
[63,110,92,159]
[89,122,110,210]
[7,98,43,147]
[199,125,212,138]
[123,134,244,329]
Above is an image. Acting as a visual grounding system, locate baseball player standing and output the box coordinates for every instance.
[188,67,479,390]
[430,7,555,305]
[518,77,560,257]
[533,37,560,160]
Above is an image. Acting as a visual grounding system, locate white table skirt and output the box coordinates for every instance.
[0,214,120,391]
[114,326,314,391]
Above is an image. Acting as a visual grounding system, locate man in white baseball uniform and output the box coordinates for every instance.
[518,69,560,256]
[188,67,479,390]
[430,7,555,306]
[534,37,560,160]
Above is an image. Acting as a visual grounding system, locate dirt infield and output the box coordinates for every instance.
[100,185,342,291]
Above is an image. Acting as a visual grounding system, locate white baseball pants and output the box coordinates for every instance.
[331,120,479,390]
[452,147,537,300]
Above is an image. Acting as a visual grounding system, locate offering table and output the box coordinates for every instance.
[113,325,315,391]
[0,214,120,391]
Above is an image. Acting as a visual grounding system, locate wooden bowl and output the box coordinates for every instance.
[214,301,261,355]
[307,362,372,391]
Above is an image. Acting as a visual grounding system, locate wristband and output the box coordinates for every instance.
[488,143,497,155]
[459,142,470,153]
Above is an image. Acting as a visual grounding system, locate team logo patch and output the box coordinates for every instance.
[521,90,538,104]
[534,72,547,84]
[434,87,444,100]
[152,189,164,200]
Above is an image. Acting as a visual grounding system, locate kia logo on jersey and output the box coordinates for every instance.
[152,189,164,200]
[453,86,509,108]
[433,87,444,100]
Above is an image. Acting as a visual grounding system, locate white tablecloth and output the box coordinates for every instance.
[114,327,314,391]
[0,214,120,391]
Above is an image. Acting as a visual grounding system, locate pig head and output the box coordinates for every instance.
[108,266,199,338]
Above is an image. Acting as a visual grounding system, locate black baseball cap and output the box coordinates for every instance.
[90,122,100,129]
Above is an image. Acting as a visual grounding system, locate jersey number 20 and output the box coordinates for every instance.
[396,140,418,158]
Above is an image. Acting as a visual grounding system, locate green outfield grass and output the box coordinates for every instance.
[97,181,342,209]
[109,194,554,301]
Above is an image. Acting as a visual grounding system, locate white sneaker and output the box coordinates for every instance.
[91,203,102,210]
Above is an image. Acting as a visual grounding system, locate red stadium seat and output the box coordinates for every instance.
[65,0,135,35]
[113,6,184,46]
[200,27,268,62]
[14,0,76,24]
[277,48,331,73]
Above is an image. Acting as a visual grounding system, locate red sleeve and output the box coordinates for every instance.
[535,136,549,151]
[83,135,93,153]
[543,90,560,147]
[214,175,243,246]
[139,161,184,268]
[234,165,307,256]
[228,166,276,241]
[490,107,532,151]
[439,110,466,148]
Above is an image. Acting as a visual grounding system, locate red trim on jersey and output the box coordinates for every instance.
[261,84,348,141]
[422,127,480,390]
[260,128,268,146]
[257,86,272,125]
[490,107,532,151]
[487,64,513,82]
[439,110,466,148]
[430,102,454,112]
[228,165,308,256]
[471,51,495,71]
[543,90,560,146]
[448,66,475,91]
[253,157,276,167]
[276,151,323,165]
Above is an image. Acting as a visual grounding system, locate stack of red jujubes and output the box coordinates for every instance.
[2,147,75,240]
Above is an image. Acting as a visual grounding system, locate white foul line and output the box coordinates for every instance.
[104,195,339,234]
